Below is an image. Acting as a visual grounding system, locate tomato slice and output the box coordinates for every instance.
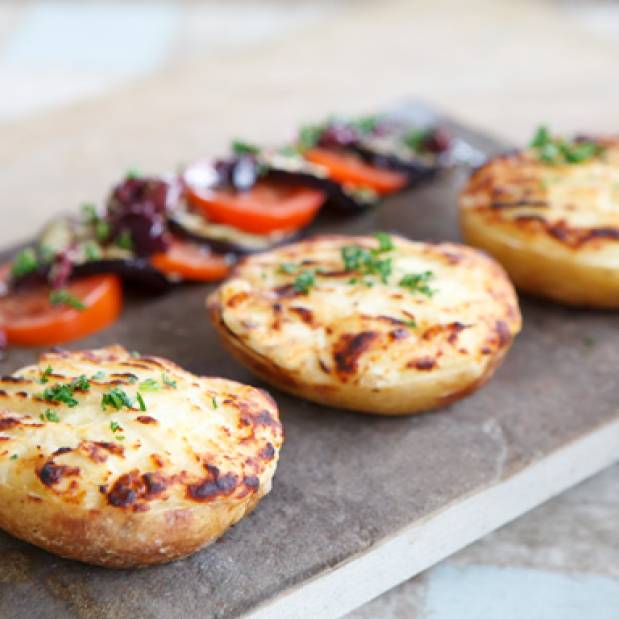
[150,240,230,282]
[0,273,122,346]
[303,147,408,194]
[186,180,325,234]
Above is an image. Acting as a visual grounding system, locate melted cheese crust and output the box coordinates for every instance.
[460,139,619,306]
[209,235,520,415]
[0,346,282,567]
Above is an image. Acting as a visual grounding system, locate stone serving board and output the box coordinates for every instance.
[1,105,618,619]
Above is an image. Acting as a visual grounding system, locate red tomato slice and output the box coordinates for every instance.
[150,240,230,282]
[0,272,122,346]
[186,180,325,235]
[304,147,408,194]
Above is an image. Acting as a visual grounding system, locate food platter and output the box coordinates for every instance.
[1,104,618,619]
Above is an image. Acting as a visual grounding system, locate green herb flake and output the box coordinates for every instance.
[350,115,379,134]
[11,247,39,279]
[293,270,316,294]
[139,378,160,392]
[81,203,98,223]
[341,242,393,284]
[127,375,138,384]
[232,140,260,156]
[341,245,368,272]
[95,220,111,243]
[297,123,325,151]
[49,289,86,311]
[71,375,90,392]
[162,373,177,388]
[374,231,394,253]
[211,397,218,409]
[136,392,147,412]
[84,241,102,261]
[529,125,603,165]
[403,128,431,153]
[399,271,435,297]
[91,371,106,381]
[40,408,60,423]
[101,388,133,411]
[110,420,122,433]
[402,319,417,328]
[115,230,133,251]
[39,245,55,265]
[39,383,79,408]
[278,262,299,275]
[39,365,53,384]
[9,454,18,461]
[126,168,141,180]
[130,350,141,358]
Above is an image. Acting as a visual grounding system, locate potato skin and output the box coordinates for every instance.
[208,235,521,415]
[460,140,619,308]
[0,346,282,568]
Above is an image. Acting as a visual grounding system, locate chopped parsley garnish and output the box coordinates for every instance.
[11,247,39,279]
[278,262,300,274]
[126,168,141,180]
[211,396,218,409]
[72,375,90,392]
[127,375,138,384]
[341,233,394,284]
[232,140,260,156]
[162,373,177,388]
[136,392,147,412]
[39,365,53,383]
[40,408,60,423]
[402,319,417,328]
[84,241,101,261]
[130,350,141,358]
[81,203,97,223]
[38,376,88,408]
[91,371,106,381]
[110,420,125,440]
[101,387,133,411]
[139,378,159,391]
[374,231,395,253]
[297,123,325,151]
[115,230,133,251]
[293,270,316,294]
[342,245,368,271]
[530,126,604,165]
[95,220,111,243]
[349,114,379,134]
[9,454,18,461]
[39,244,55,265]
[399,271,434,297]
[404,128,430,153]
[49,289,86,311]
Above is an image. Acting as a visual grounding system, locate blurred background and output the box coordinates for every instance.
[1,0,619,247]
[1,1,618,617]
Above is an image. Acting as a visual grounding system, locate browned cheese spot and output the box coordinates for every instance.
[332,331,379,375]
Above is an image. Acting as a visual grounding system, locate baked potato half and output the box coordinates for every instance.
[460,136,619,308]
[208,234,521,415]
[0,346,282,568]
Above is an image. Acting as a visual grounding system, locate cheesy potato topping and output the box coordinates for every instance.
[460,138,619,306]
[209,235,520,415]
[0,346,282,567]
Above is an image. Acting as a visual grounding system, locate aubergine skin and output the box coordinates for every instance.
[72,259,171,292]
[351,144,438,186]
